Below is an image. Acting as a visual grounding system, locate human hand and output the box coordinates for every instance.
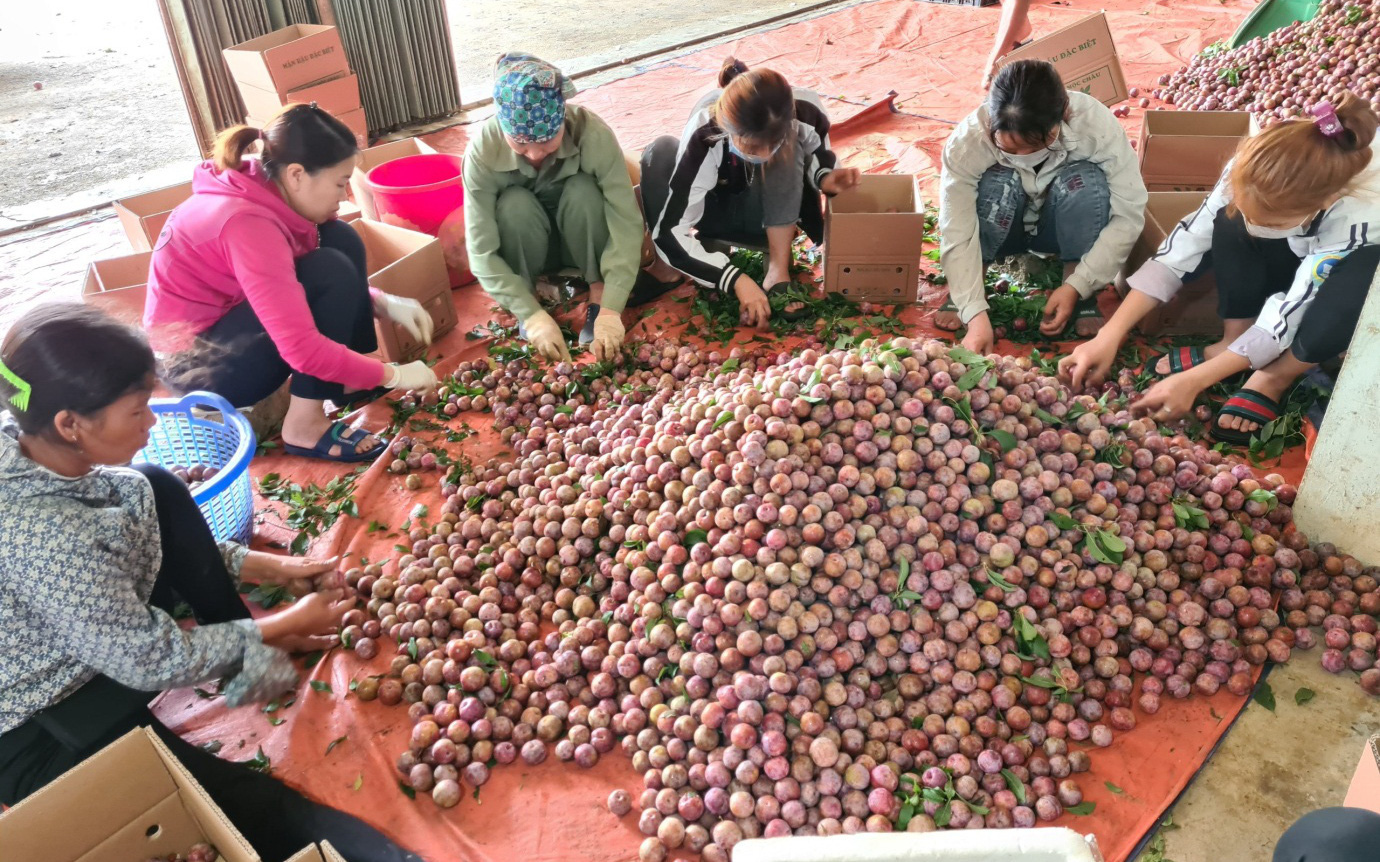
[590,307,625,362]
[373,293,435,344]
[384,361,439,392]
[1041,283,1080,336]
[734,275,771,328]
[257,589,355,653]
[820,167,862,196]
[241,553,340,586]
[1058,335,1119,391]
[961,312,995,355]
[522,309,572,361]
[1130,373,1200,423]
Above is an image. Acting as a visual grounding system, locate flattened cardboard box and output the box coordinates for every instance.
[222,24,349,98]
[351,137,439,220]
[113,182,193,252]
[237,71,362,125]
[1139,110,1250,191]
[354,219,457,362]
[82,250,152,325]
[997,12,1128,107]
[0,727,257,862]
[1118,191,1222,337]
[823,174,926,304]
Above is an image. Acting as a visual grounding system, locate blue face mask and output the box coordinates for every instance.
[728,138,780,165]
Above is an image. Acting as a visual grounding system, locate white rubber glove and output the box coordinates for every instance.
[383,361,439,392]
[523,309,571,361]
[591,307,625,362]
[372,293,435,345]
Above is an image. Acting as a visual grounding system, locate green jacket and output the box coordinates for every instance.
[462,104,642,320]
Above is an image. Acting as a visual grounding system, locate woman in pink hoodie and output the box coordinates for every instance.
[146,104,438,461]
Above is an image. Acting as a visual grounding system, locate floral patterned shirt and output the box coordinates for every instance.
[0,417,295,734]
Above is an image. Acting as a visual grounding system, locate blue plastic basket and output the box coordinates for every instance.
[134,391,256,546]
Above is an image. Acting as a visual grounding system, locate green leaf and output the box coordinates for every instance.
[268,716,286,726]
[955,364,989,392]
[474,650,499,670]
[410,504,429,521]
[720,357,740,373]
[1254,682,1277,712]
[685,529,709,547]
[1295,687,1316,706]
[713,412,734,431]
[555,405,575,415]
[1033,407,1063,426]
[985,568,1017,592]
[326,735,347,755]
[351,774,364,791]
[934,801,953,828]
[1247,488,1279,511]
[897,800,915,830]
[1050,511,1079,531]
[302,650,326,669]
[946,346,986,365]
[1105,781,1125,795]
[1001,768,1027,804]
[399,781,416,799]
[1066,801,1096,816]
[407,637,419,662]
[310,680,333,694]
[245,747,272,774]
[1015,614,1051,661]
[988,429,1018,453]
[898,554,911,583]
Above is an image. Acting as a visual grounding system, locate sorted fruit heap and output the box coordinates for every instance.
[339,335,1376,860]
[171,463,218,490]
[1156,0,1380,123]
[145,844,218,862]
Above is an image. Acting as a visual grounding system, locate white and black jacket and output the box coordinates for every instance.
[651,88,839,291]
[1127,159,1380,368]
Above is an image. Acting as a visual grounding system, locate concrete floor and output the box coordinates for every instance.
[1133,659,1380,862]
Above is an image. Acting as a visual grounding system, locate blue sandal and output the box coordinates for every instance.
[282,422,387,463]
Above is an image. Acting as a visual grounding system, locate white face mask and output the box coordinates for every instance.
[1001,148,1051,169]
[1243,217,1308,240]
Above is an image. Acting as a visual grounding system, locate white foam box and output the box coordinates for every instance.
[733,828,1104,862]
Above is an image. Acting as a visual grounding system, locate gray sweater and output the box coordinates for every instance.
[0,417,296,734]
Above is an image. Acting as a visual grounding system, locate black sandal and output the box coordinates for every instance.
[766,282,812,323]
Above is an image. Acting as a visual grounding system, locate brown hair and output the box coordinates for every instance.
[1231,92,1378,223]
[211,103,359,180]
[712,58,795,155]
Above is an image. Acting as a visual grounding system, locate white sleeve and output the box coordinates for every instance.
[1126,165,1233,302]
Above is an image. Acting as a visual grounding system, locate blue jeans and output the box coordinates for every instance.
[976,159,1110,264]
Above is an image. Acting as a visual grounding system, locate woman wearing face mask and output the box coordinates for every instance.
[937,59,1147,354]
[1061,94,1380,442]
[146,104,438,463]
[465,53,676,363]
[640,58,862,327]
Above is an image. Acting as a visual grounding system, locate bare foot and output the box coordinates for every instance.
[934,308,962,331]
[1215,369,1295,436]
[1156,340,1230,375]
[281,397,382,457]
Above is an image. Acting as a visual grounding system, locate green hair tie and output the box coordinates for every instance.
[0,357,30,412]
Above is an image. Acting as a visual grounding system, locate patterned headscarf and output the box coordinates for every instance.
[493,52,577,144]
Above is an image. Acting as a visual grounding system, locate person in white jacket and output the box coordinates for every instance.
[937,59,1147,354]
[1061,93,1380,442]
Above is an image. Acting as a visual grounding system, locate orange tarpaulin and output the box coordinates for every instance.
[152,1,1307,861]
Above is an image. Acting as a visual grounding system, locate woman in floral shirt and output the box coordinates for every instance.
[0,304,417,862]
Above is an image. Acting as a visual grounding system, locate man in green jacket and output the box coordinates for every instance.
[464,53,646,362]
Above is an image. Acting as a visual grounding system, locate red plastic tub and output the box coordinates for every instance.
[365,153,473,285]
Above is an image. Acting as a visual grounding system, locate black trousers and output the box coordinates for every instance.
[165,219,378,407]
[1273,807,1380,862]
[0,466,420,862]
[1204,210,1380,364]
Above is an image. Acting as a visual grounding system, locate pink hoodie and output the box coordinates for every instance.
[144,159,385,392]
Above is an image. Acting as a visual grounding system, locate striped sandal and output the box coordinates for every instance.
[1212,388,1282,445]
[1142,345,1208,377]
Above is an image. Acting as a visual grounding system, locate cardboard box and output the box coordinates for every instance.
[1118,191,1223,337]
[1343,734,1380,815]
[1139,110,1250,191]
[222,24,349,98]
[0,728,257,862]
[354,219,457,361]
[82,250,152,324]
[351,137,439,220]
[337,200,362,223]
[286,843,347,862]
[997,12,1128,107]
[113,182,193,252]
[237,71,361,125]
[823,174,926,304]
